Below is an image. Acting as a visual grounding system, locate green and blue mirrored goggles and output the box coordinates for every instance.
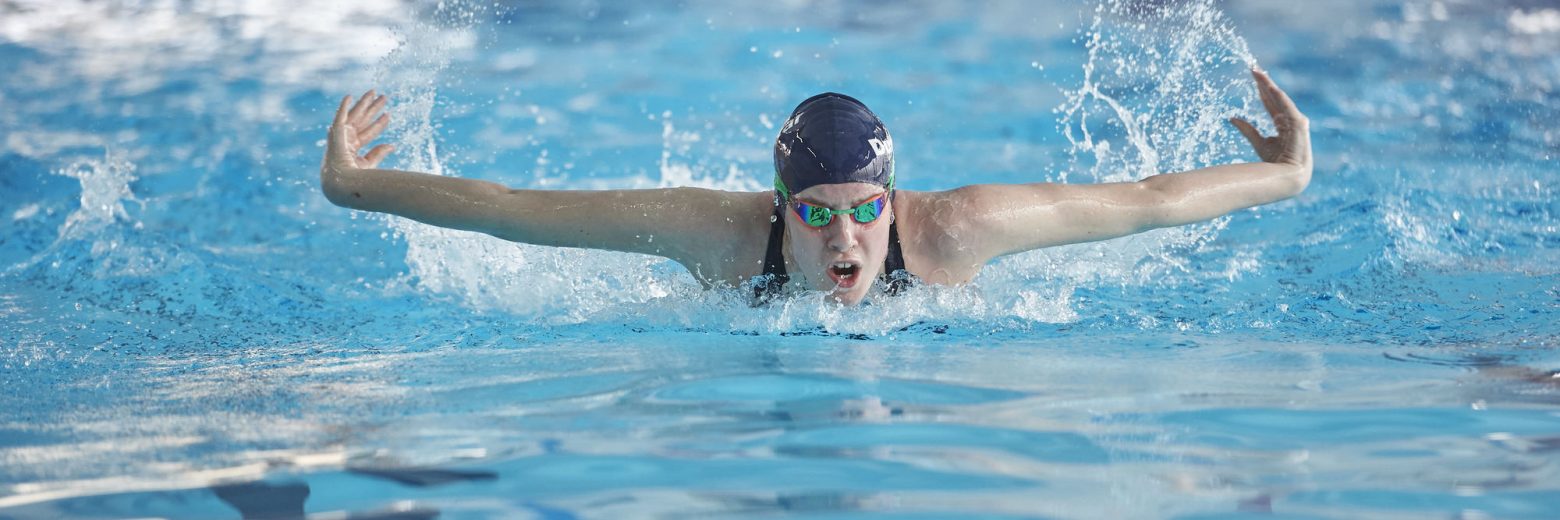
[789,192,888,227]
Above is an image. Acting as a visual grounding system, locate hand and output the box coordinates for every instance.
[1229,69,1311,169]
[322,90,394,178]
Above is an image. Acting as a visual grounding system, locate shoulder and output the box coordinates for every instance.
[663,189,776,287]
[890,189,986,284]
[896,184,1064,219]
[891,184,1078,284]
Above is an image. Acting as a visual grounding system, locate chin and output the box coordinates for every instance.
[807,259,882,306]
[829,291,867,306]
[824,281,873,306]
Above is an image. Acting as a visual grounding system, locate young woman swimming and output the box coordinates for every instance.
[320,69,1311,306]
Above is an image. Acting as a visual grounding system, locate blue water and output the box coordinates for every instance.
[2,0,1558,518]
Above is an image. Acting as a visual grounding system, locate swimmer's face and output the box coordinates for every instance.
[786,182,893,306]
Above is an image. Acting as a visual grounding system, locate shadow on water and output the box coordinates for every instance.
[210,466,499,520]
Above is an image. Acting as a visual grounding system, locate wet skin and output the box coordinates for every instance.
[321,69,1311,306]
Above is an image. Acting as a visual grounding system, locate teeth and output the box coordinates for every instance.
[832,262,856,279]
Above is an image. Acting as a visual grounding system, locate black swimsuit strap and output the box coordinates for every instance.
[754,202,912,303]
[754,203,790,303]
[882,218,911,295]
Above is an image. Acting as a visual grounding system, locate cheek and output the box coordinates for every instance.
[862,224,892,255]
[786,232,825,266]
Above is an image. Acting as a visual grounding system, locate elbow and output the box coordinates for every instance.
[1282,163,1312,199]
[320,176,346,206]
[320,167,368,209]
[320,173,355,208]
[1131,179,1179,230]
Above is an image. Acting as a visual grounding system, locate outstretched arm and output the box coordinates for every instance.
[933,68,1312,264]
[319,91,752,270]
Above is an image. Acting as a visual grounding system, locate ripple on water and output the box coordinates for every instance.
[645,373,1032,406]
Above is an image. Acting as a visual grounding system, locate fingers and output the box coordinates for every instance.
[1250,69,1281,119]
[1229,117,1265,148]
[1250,69,1307,129]
[330,95,353,145]
[352,93,389,128]
[331,90,393,166]
[325,96,359,170]
[365,94,388,121]
[329,89,400,172]
[361,113,391,144]
[328,95,354,161]
[333,95,352,129]
[363,144,395,168]
[347,89,375,125]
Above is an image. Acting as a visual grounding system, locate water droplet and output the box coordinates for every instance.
[769,215,778,223]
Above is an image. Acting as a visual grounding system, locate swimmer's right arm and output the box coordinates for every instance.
[319,92,749,269]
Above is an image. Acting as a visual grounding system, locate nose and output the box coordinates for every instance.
[823,217,858,253]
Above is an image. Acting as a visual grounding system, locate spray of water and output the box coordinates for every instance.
[360,3,681,322]
[967,0,1264,327]
[1057,0,1259,181]
[55,153,139,242]
[11,152,152,279]
[369,0,1265,333]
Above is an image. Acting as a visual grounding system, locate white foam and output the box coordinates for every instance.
[4,131,106,159]
[358,0,1268,331]
[0,0,409,91]
[1509,9,1560,35]
[11,204,40,221]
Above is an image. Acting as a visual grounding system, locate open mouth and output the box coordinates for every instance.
[827,262,861,289]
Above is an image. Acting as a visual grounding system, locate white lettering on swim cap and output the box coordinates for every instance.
[867,133,893,157]
[780,114,800,134]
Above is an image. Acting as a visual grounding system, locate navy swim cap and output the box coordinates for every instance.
[773,92,894,199]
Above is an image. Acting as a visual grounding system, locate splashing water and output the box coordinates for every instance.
[50,153,139,248]
[3,1,1559,516]
[944,0,1264,331]
[1058,0,1259,182]
[358,0,1272,333]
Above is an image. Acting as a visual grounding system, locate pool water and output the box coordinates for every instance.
[2,0,1558,518]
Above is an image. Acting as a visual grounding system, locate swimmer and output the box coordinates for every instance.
[320,69,1311,306]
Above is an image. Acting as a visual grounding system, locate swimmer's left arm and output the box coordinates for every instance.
[939,68,1311,263]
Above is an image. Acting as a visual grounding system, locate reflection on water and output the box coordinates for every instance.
[3,331,1558,517]
[2,0,1558,517]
